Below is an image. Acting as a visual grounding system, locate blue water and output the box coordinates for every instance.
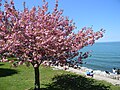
[77,42,120,72]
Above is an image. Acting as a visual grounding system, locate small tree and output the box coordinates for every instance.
[0,0,104,90]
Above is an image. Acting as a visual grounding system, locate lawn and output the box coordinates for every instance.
[0,62,120,90]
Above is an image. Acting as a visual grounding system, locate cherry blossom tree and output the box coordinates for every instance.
[0,0,104,90]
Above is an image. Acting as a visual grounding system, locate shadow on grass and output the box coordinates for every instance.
[0,68,18,77]
[0,64,4,66]
[41,74,110,90]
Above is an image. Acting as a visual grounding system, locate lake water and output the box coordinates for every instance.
[76,42,120,72]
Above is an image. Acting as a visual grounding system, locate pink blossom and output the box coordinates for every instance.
[0,0,104,68]
[18,61,23,65]
[34,64,38,67]
[2,58,8,62]
[28,60,32,62]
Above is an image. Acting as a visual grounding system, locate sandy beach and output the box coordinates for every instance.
[52,66,120,86]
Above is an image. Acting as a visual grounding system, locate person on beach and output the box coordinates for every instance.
[105,71,110,74]
[112,68,117,74]
[117,69,120,75]
[64,64,69,70]
[86,70,94,77]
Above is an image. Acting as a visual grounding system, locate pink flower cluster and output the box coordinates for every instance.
[0,0,104,67]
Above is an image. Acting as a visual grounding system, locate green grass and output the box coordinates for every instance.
[0,62,120,90]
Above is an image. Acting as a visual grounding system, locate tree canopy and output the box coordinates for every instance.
[0,0,104,67]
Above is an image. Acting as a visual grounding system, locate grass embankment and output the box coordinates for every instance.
[0,62,120,90]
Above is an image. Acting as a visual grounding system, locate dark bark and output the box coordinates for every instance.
[34,66,40,90]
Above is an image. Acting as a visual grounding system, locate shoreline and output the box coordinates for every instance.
[52,65,120,86]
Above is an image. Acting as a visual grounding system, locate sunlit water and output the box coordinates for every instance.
[75,42,120,72]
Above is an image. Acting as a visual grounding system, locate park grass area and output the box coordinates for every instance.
[0,62,120,90]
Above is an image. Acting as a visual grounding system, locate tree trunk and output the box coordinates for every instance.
[34,66,40,90]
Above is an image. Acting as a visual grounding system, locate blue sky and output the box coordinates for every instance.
[1,0,120,42]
